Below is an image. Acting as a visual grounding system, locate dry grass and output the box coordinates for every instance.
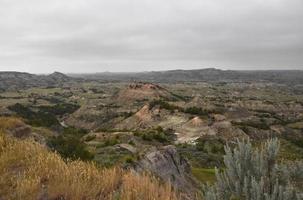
[121,173,175,200]
[0,132,177,200]
[0,116,25,130]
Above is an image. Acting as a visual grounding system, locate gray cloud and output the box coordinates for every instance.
[0,0,302,73]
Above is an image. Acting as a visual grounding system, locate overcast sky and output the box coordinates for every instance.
[0,0,302,73]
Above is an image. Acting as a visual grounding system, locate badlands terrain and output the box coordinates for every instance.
[1,68,303,199]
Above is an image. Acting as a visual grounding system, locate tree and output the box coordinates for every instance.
[203,139,303,200]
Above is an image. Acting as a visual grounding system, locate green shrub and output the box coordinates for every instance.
[155,126,164,132]
[47,135,94,161]
[124,156,135,164]
[128,140,135,146]
[203,139,303,200]
[184,107,209,116]
[142,133,153,141]
[134,128,171,143]
[152,132,168,143]
[196,137,225,154]
[63,127,88,137]
[37,103,80,117]
[283,135,303,149]
[99,138,120,147]
[149,100,180,111]
[47,126,92,161]
[8,103,60,128]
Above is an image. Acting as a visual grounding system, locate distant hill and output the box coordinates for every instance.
[72,68,303,85]
[1,69,303,91]
[0,71,74,91]
[116,82,181,102]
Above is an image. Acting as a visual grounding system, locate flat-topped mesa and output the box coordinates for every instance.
[116,82,173,102]
[128,82,163,90]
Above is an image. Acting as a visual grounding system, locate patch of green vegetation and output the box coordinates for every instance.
[128,140,135,146]
[41,96,64,104]
[170,92,187,101]
[98,137,120,147]
[141,133,153,141]
[46,126,92,161]
[287,122,303,130]
[232,119,270,130]
[196,136,225,154]
[89,88,104,94]
[184,107,209,116]
[191,168,216,184]
[8,103,60,128]
[182,136,225,168]
[37,103,80,117]
[124,155,136,164]
[177,143,224,168]
[152,132,169,143]
[134,128,171,143]
[149,100,180,111]
[62,126,88,136]
[278,139,303,161]
[94,147,133,167]
[47,135,94,161]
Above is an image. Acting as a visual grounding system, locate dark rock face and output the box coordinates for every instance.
[8,125,31,138]
[135,145,198,199]
[3,121,47,144]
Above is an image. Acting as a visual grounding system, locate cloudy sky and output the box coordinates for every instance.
[0,0,302,73]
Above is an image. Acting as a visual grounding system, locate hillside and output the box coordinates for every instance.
[116,82,178,102]
[1,70,303,199]
[0,71,75,91]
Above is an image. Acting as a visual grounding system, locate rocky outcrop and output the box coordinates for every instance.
[134,145,199,199]
[116,82,176,102]
[8,124,31,138]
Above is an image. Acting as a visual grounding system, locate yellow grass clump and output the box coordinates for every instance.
[0,116,25,131]
[0,132,177,200]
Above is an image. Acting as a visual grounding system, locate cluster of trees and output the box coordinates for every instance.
[8,103,60,127]
[8,103,92,161]
[134,126,172,143]
[8,102,80,128]
[149,100,180,111]
[183,107,209,116]
[37,103,80,117]
[47,127,94,161]
[195,136,225,154]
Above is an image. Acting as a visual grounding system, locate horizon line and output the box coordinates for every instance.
[1,67,303,75]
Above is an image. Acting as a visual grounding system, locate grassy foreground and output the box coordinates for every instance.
[0,132,177,200]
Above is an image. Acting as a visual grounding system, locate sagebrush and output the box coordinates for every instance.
[203,139,303,200]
